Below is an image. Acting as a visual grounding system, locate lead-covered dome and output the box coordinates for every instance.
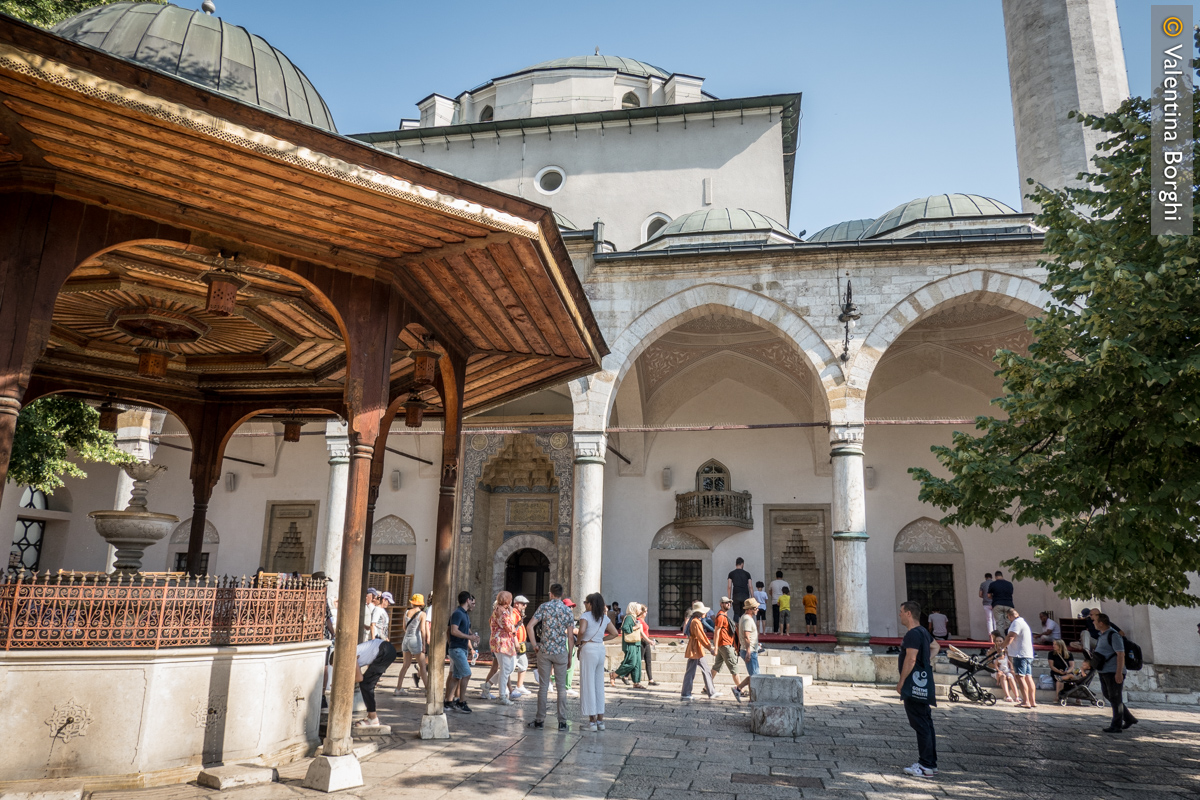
[51,3,337,132]
[637,208,800,250]
[807,218,875,243]
[861,194,1016,239]
[512,55,670,79]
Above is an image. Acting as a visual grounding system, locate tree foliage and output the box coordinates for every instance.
[1,0,163,29]
[910,44,1200,608]
[10,397,133,494]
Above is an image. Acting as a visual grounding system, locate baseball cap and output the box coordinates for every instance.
[381,592,395,604]
[563,598,576,608]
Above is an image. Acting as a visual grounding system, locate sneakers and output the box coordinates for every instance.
[480,682,493,700]
[527,720,544,729]
[511,688,529,699]
[501,698,513,706]
[709,691,725,699]
[566,689,579,698]
[597,721,605,731]
[453,700,472,714]
[557,720,569,730]
[589,722,598,732]
[733,687,743,703]
[443,700,453,713]
[680,695,694,701]
[903,763,938,777]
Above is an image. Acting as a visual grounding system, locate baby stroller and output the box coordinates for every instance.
[945,645,999,705]
[1057,657,1105,707]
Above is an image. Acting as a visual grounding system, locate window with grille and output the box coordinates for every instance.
[659,559,702,628]
[904,563,957,636]
[9,487,49,573]
[696,459,730,492]
[173,551,209,574]
[370,554,408,574]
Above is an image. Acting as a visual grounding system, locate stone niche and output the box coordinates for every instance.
[0,640,326,789]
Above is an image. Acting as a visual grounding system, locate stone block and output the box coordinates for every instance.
[196,764,278,790]
[748,674,804,705]
[0,784,84,800]
[750,704,803,737]
[420,712,450,739]
[816,651,876,683]
[302,754,363,793]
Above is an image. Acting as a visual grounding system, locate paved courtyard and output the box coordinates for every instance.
[96,666,1200,800]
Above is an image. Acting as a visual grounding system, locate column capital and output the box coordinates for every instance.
[829,425,864,455]
[325,419,350,460]
[572,431,607,464]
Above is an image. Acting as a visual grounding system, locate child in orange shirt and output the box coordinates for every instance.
[802,585,819,636]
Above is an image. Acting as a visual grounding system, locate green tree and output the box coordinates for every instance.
[1,0,163,29]
[910,50,1200,608]
[10,397,133,494]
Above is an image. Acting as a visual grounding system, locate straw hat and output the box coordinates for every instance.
[743,597,760,610]
[688,600,710,616]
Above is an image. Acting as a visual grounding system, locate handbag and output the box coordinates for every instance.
[623,628,642,644]
[899,628,935,703]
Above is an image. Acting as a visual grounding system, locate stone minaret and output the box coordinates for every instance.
[1002,0,1130,211]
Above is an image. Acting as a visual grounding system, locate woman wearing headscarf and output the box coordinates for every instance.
[611,601,647,689]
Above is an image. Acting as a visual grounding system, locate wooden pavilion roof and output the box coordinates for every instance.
[0,15,606,415]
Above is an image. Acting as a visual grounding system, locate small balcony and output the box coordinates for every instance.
[674,489,754,529]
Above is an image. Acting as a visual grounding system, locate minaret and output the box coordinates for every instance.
[1002,0,1130,212]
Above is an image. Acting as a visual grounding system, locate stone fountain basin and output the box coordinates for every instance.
[89,510,179,543]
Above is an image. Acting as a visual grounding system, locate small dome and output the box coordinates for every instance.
[553,211,577,230]
[653,208,797,240]
[807,218,875,243]
[862,194,1016,239]
[513,55,670,80]
[51,3,336,133]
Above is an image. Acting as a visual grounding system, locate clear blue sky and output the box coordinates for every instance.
[176,0,1164,236]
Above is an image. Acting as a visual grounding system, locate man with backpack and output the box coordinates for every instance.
[1094,613,1138,733]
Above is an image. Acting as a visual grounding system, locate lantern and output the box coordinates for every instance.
[410,346,441,387]
[135,346,174,379]
[283,419,303,442]
[97,398,120,432]
[201,270,246,316]
[402,392,429,428]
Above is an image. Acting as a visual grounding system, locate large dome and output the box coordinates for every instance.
[51,3,336,133]
[512,55,670,79]
[861,194,1016,239]
[807,218,875,243]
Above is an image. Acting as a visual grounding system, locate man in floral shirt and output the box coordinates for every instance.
[526,583,574,730]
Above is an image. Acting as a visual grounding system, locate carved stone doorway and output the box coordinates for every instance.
[505,548,550,619]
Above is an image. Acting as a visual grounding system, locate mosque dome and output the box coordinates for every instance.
[512,55,671,79]
[861,194,1016,239]
[806,218,875,243]
[635,208,800,251]
[51,3,337,133]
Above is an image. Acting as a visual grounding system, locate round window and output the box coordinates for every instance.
[535,166,565,195]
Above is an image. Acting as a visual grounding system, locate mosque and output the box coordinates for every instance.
[1,0,1198,786]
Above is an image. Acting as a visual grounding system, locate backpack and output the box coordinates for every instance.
[1094,630,1143,671]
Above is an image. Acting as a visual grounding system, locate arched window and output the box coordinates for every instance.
[621,91,640,109]
[642,213,671,242]
[479,105,494,122]
[695,459,730,492]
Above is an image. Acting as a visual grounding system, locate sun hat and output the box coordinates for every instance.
[410,593,425,606]
[514,595,530,604]
[743,597,760,610]
[380,591,395,604]
[688,600,710,616]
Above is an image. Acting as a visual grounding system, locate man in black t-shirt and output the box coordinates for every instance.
[896,600,940,777]
[726,558,752,631]
[987,570,1015,635]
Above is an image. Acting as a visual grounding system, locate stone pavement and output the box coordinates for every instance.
[93,666,1200,800]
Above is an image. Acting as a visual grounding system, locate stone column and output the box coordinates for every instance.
[830,425,870,651]
[571,431,606,601]
[321,419,350,600]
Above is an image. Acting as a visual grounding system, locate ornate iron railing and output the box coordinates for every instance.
[0,572,328,650]
[674,489,754,529]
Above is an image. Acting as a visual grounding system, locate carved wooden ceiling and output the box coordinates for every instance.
[0,18,607,413]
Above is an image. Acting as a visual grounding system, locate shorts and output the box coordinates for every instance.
[804,613,817,625]
[780,610,791,626]
[741,649,760,677]
[515,653,529,672]
[1011,656,1032,676]
[756,608,765,620]
[401,638,423,655]
[448,647,471,679]
[712,644,740,674]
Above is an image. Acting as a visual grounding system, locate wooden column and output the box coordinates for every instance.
[424,350,467,726]
[359,407,399,629]
[324,434,377,757]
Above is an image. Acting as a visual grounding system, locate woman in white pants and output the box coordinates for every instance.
[489,591,519,704]
[578,592,619,731]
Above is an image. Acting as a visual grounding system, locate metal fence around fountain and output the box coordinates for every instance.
[0,572,329,650]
